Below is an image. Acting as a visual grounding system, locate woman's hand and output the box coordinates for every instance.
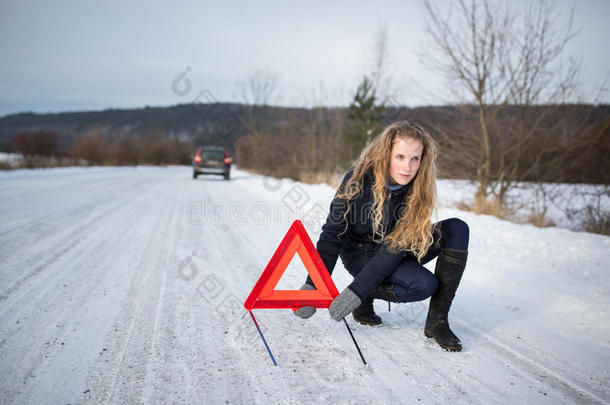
[293,283,317,319]
[328,287,361,321]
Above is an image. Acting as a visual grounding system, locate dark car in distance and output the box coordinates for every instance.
[192,146,232,180]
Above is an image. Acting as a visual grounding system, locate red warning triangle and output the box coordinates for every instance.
[244,220,339,311]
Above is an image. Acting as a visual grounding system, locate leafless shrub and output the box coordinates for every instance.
[461,195,515,220]
[65,127,191,166]
[565,186,610,235]
[12,130,60,157]
[106,138,140,165]
[580,206,609,235]
[511,182,562,228]
[524,211,556,228]
[0,161,14,170]
[67,128,108,165]
[297,171,339,186]
[235,91,346,184]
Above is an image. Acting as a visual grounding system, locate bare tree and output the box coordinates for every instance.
[235,77,346,183]
[236,69,279,107]
[341,24,395,167]
[421,0,585,213]
[368,23,393,105]
[234,69,280,168]
[364,22,411,108]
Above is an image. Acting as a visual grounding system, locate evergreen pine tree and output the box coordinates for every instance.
[342,76,385,166]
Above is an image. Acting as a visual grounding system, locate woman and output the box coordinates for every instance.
[294,120,469,352]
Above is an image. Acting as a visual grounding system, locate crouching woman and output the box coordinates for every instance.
[294,120,470,352]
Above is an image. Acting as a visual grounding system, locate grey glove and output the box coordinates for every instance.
[328,287,361,321]
[293,283,317,319]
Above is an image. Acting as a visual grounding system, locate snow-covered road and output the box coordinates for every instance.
[1,165,608,404]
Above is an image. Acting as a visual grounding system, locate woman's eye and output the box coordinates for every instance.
[412,157,420,162]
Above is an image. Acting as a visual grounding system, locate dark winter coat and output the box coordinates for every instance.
[307,168,411,283]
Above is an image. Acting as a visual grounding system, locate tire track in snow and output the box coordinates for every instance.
[0,174,169,331]
[137,178,191,403]
[0,175,176,403]
[0,170,127,236]
[0,173,166,303]
[453,319,610,404]
[0,168,159,254]
[169,177,268,403]
[84,188,176,403]
[347,304,609,404]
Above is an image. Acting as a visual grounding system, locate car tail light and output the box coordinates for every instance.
[194,148,202,163]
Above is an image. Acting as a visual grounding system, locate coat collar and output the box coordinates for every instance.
[363,169,411,196]
[386,181,411,196]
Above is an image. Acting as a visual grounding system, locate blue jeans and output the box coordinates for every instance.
[340,218,469,302]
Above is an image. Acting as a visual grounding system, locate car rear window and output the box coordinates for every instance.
[201,150,225,160]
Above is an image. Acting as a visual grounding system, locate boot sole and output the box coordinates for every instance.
[425,329,462,351]
[353,317,382,326]
[426,337,462,352]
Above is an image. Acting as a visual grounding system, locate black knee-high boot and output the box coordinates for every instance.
[424,248,468,351]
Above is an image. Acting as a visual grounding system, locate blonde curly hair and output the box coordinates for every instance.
[337,120,438,262]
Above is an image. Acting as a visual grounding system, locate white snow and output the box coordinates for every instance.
[0,152,23,167]
[0,165,608,404]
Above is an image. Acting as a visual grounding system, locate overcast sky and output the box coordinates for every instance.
[0,0,608,117]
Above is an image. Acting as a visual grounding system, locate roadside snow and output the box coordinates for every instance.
[0,152,23,167]
[0,165,608,404]
[437,178,609,231]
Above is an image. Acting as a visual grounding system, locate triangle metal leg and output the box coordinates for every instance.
[342,318,367,365]
[249,310,277,366]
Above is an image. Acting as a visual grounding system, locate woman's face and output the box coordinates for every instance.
[388,137,424,186]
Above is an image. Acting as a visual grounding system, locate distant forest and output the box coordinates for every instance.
[1,102,608,185]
